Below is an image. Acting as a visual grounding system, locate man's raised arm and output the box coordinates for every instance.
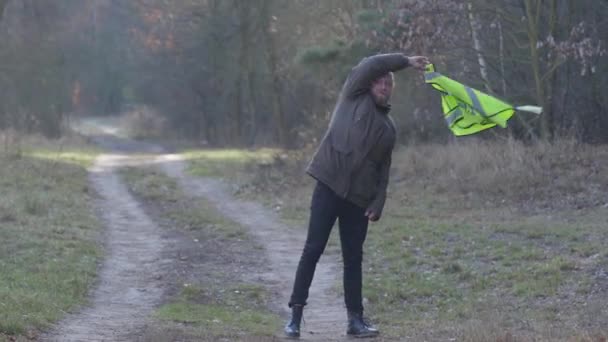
[343,53,408,97]
[342,54,429,98]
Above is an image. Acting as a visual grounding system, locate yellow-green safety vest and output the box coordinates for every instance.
[424,64,541,136]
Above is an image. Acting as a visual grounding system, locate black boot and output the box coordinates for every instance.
[284,304,304,338]
[347,311,379,338]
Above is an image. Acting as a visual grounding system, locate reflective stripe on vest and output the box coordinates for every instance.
[424,64,515,136]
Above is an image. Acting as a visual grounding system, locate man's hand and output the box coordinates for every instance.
[408,56,430,71]
[365,210,379,222]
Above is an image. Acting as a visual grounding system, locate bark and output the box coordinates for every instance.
[234,0,251,145]
[467,1,492,93]
[262,0,289,148]
[497,17,507,96]
[524,0,549,139]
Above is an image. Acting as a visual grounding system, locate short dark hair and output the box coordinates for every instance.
[374,72,395,85]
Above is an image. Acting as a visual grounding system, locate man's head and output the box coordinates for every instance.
[371,72,394,107]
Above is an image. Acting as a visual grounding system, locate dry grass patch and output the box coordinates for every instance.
[392,138,608,211]
[187,139,608,341]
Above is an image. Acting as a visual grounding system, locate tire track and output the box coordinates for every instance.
[42,131,348,341]
[42,144,169,341]
[157,154,348,341]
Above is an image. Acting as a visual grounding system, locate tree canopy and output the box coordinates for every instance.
[0,0,605,144]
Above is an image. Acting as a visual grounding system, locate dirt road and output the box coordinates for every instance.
[159,153,347,340]
[42,134,349,341]
[42,139,169,342]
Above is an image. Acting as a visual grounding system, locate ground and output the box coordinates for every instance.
[36,133,349,342]
[2,122,607,342]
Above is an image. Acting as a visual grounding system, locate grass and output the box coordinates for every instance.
[120,166,251,241]
[119,164,279,340]
[154,283,279,338]
[391,138,608,210]
[369,141,607,339]
[120,166,182,202]
[0,135,101,339]
[182,148,280,178]
[362,205,607,335]
[180,147,344,249]
[25,148,99,168]
[179,139,608,341]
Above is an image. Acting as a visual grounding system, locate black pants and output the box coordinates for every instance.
[288,181,369,313]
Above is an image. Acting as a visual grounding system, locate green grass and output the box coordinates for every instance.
[355,202,607,339]
[26,148,100,168]
[0,142,101,338]
[119,165,279,339]
[362,209,597,318]
[154,283,280,338]
[182,148,280,178]
[120,166,181,202]
[120,167,250,240]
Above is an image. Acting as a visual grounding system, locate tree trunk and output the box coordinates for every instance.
[247,69,258,145]
[0,0,9,20]
[496,15,507,96]
[524,0,550,140]
[235,0,257,146]
[467,1,492,93]
[262,0,289,148]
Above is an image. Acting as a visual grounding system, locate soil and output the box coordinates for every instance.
[41,134,351,341]
[41,137,169,342]
[158,153,347,341]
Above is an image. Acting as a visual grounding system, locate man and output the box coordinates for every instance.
[285,53,430,338]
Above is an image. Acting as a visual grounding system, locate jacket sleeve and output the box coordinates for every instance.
[343,53,410,98]
[367,154,392,219]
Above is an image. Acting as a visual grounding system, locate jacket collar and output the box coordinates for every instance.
[376,102,391,114]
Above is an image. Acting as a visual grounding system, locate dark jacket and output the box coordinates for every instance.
[306,53,410,219]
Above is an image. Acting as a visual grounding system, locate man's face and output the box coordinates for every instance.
[371,74,394,106]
